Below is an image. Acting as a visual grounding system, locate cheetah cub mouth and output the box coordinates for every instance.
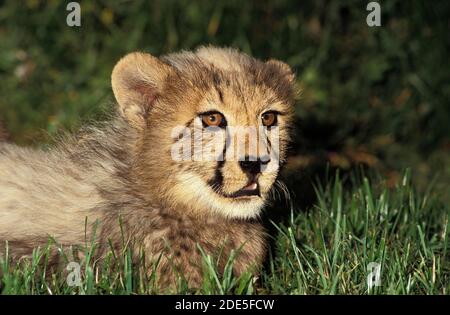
[217,176,261,199]
[229,181,260,198]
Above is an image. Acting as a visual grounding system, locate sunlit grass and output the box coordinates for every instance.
[1,170,448,295]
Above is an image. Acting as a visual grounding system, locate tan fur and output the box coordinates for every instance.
[0,46,295,289]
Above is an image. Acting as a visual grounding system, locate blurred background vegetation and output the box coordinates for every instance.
[0,0,449,207]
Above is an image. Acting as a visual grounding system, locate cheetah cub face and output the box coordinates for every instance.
[112,47,295,219]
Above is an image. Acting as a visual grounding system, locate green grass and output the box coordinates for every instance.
[1,170,448,295]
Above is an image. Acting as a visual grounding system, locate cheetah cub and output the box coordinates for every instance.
[0,46,295,290]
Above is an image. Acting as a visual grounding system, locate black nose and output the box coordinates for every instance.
[239,158,264,175]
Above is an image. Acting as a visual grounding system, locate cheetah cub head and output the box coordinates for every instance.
[112,46,295,219]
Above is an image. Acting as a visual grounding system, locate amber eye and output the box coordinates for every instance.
[261,112,277,127]
[201,112,225,127]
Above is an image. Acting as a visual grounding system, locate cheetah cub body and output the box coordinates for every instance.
[0,47,295,289]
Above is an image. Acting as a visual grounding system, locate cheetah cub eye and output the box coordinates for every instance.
[261,111,278,127]
[200,112,226,128]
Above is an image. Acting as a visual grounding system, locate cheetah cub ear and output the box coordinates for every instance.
[111,52,175,129]
[266,59,296,84]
